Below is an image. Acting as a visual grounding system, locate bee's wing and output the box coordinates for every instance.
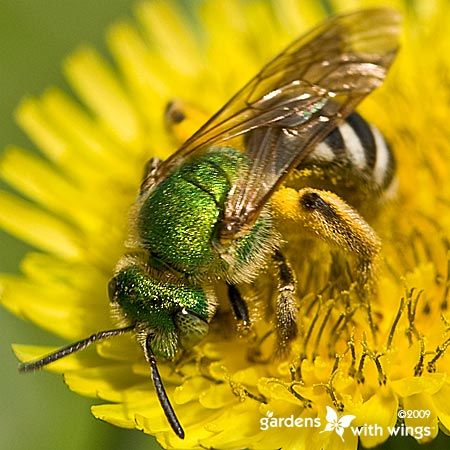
[154,8,400,238]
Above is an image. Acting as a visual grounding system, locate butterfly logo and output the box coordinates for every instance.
[320,406,356,442]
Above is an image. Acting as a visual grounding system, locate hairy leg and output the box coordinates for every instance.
[273,250,298,358]
[272,186,381,334]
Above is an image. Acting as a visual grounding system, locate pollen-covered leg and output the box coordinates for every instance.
[273,250,298,358]
[272,187,381,333]
[297,188,380,291]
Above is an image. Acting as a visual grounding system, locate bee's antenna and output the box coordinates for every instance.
[18,325,135,372]
[145,334,185,439]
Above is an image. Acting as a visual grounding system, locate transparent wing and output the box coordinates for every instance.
[154,8,400,238]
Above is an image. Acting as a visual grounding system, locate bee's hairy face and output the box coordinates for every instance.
[109,265,211,360]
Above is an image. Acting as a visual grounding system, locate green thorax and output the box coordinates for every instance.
[138,147,247,276]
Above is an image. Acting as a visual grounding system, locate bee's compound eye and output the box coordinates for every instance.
[108,277,117,301]
[174,309,209,349]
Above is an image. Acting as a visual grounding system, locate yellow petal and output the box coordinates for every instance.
[174,376,211,405]
[64,48,144,149]
[64,365,145,400]
[391,374,446,397]
[432,382,450,433]
[96,334,141,363]
[0,146,100,230]
[351,385,398,448]
[0,274,110,338]
[198,383,237,409]
[92,402,138,428]
[0,191,81,259]
[15,97,69,162]
[136,1,201,77]
[403,393,439,442]
[19,252,105,290]
[107,22,170,127]
[40,89,139,178]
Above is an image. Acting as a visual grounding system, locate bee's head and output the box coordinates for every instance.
[108,265,214,360]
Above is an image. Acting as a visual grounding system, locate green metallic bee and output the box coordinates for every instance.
[19,9,400,439]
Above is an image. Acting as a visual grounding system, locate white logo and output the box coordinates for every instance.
[320,406,356,442]
[259,406,434,441]
[259,410,321,430]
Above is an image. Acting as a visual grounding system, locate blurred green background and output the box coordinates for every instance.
[0,1,449,450]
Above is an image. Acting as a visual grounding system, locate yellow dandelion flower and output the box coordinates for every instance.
[2,0,450,449]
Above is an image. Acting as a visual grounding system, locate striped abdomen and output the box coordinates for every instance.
[296,112,396,208]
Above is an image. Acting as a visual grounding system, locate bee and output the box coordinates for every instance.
[19,8,400,439]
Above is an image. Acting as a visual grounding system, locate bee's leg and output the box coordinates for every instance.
[140,157,163,195]
[273,250,298,358]
[227,284,258,343]
[227,283,250,328]
[272,187,381,334]
[297,188,380,290]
